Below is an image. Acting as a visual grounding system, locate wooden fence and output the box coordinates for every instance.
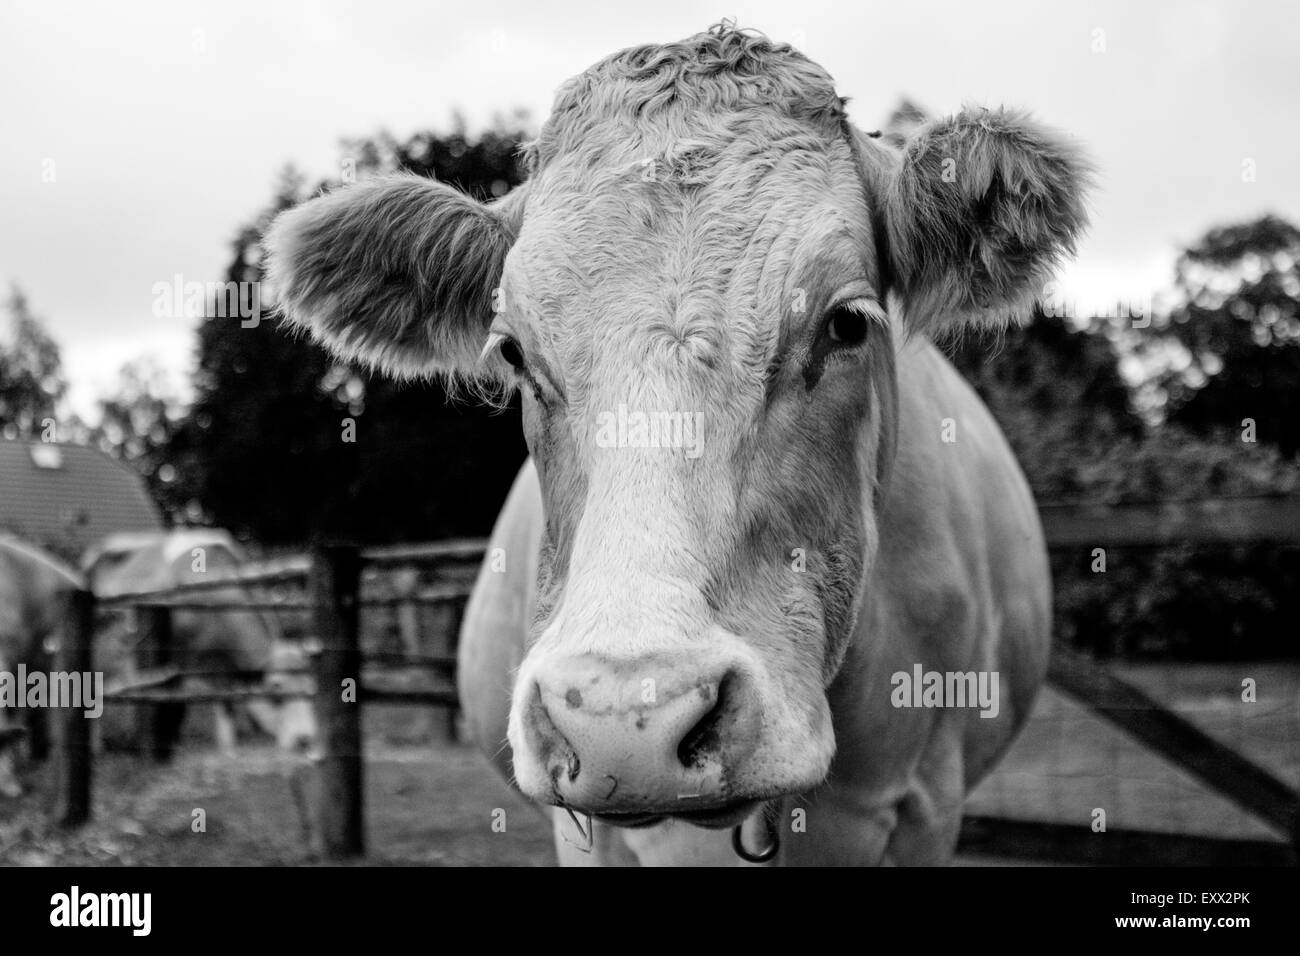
[54,539,483,857]
[51,496,1300,865]
[962,495,1300,865]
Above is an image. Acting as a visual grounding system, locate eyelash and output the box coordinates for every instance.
[481,331,525,371]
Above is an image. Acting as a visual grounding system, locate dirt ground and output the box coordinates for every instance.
[0,741,554,866]
[1,662,1295,866]
[0,702,556,867]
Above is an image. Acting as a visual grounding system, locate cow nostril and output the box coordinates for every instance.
[676,671,735,770]
[527,680,580,782]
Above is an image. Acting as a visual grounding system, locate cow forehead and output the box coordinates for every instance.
[520,122,868,279]
[498,33,882,410]
[504,128,875,406]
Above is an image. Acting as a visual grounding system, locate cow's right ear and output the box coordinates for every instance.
[881,107,1092,336]
[263,174,525,380]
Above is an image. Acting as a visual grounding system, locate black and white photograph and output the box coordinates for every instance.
[0,0,1296,931]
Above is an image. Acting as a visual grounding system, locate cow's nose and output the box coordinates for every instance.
[521,654,760,814]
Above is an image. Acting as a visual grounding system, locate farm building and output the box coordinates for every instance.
[0,439,162,558]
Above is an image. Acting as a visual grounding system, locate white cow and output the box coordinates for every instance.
[264,25,1089,864]
[84,530,317,756]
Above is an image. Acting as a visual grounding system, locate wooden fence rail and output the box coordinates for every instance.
[1038,495,1300,548]
[957,816,1296,867]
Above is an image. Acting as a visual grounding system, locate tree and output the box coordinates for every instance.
[1149,215,1300,455]
[174,123,531,545]
[0,286,65,439]
[944,288,1299,661]
[92,359,187,521]
[947,308,1144,501]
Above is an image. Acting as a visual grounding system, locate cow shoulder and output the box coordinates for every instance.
[458,459,544,782]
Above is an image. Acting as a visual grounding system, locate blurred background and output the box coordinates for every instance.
[0,1,1296,865]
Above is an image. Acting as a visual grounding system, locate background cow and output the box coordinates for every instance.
[83,530,317,756]
[264,25,1089,864]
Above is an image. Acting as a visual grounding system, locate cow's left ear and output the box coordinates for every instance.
[883,107,1093,335]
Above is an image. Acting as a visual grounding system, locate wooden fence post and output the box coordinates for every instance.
[136,606,183,761]
[394,568,435,743]
[312,544,364,859]
[57,588,95,827]
[441,596,469,742]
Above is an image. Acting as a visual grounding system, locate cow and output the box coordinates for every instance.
[82,530,317,756]
[0,534,86,797]
[262,24,1090,864]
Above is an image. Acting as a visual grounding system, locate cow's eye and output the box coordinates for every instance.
[482,331,526,372]
[498,337,525,370]
[825,304,870,346]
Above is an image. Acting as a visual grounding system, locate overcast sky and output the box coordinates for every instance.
[2,0,1296,418]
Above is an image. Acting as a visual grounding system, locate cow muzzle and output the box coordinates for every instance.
[510,651,768,826]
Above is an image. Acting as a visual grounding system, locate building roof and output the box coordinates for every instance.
[0,440,163,557]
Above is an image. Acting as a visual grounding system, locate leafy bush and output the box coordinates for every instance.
[1038,430,1299,660]
[953,315,1299,661]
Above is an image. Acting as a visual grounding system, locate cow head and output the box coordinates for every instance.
[265,25,1089,827]
[245,639,318,755]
